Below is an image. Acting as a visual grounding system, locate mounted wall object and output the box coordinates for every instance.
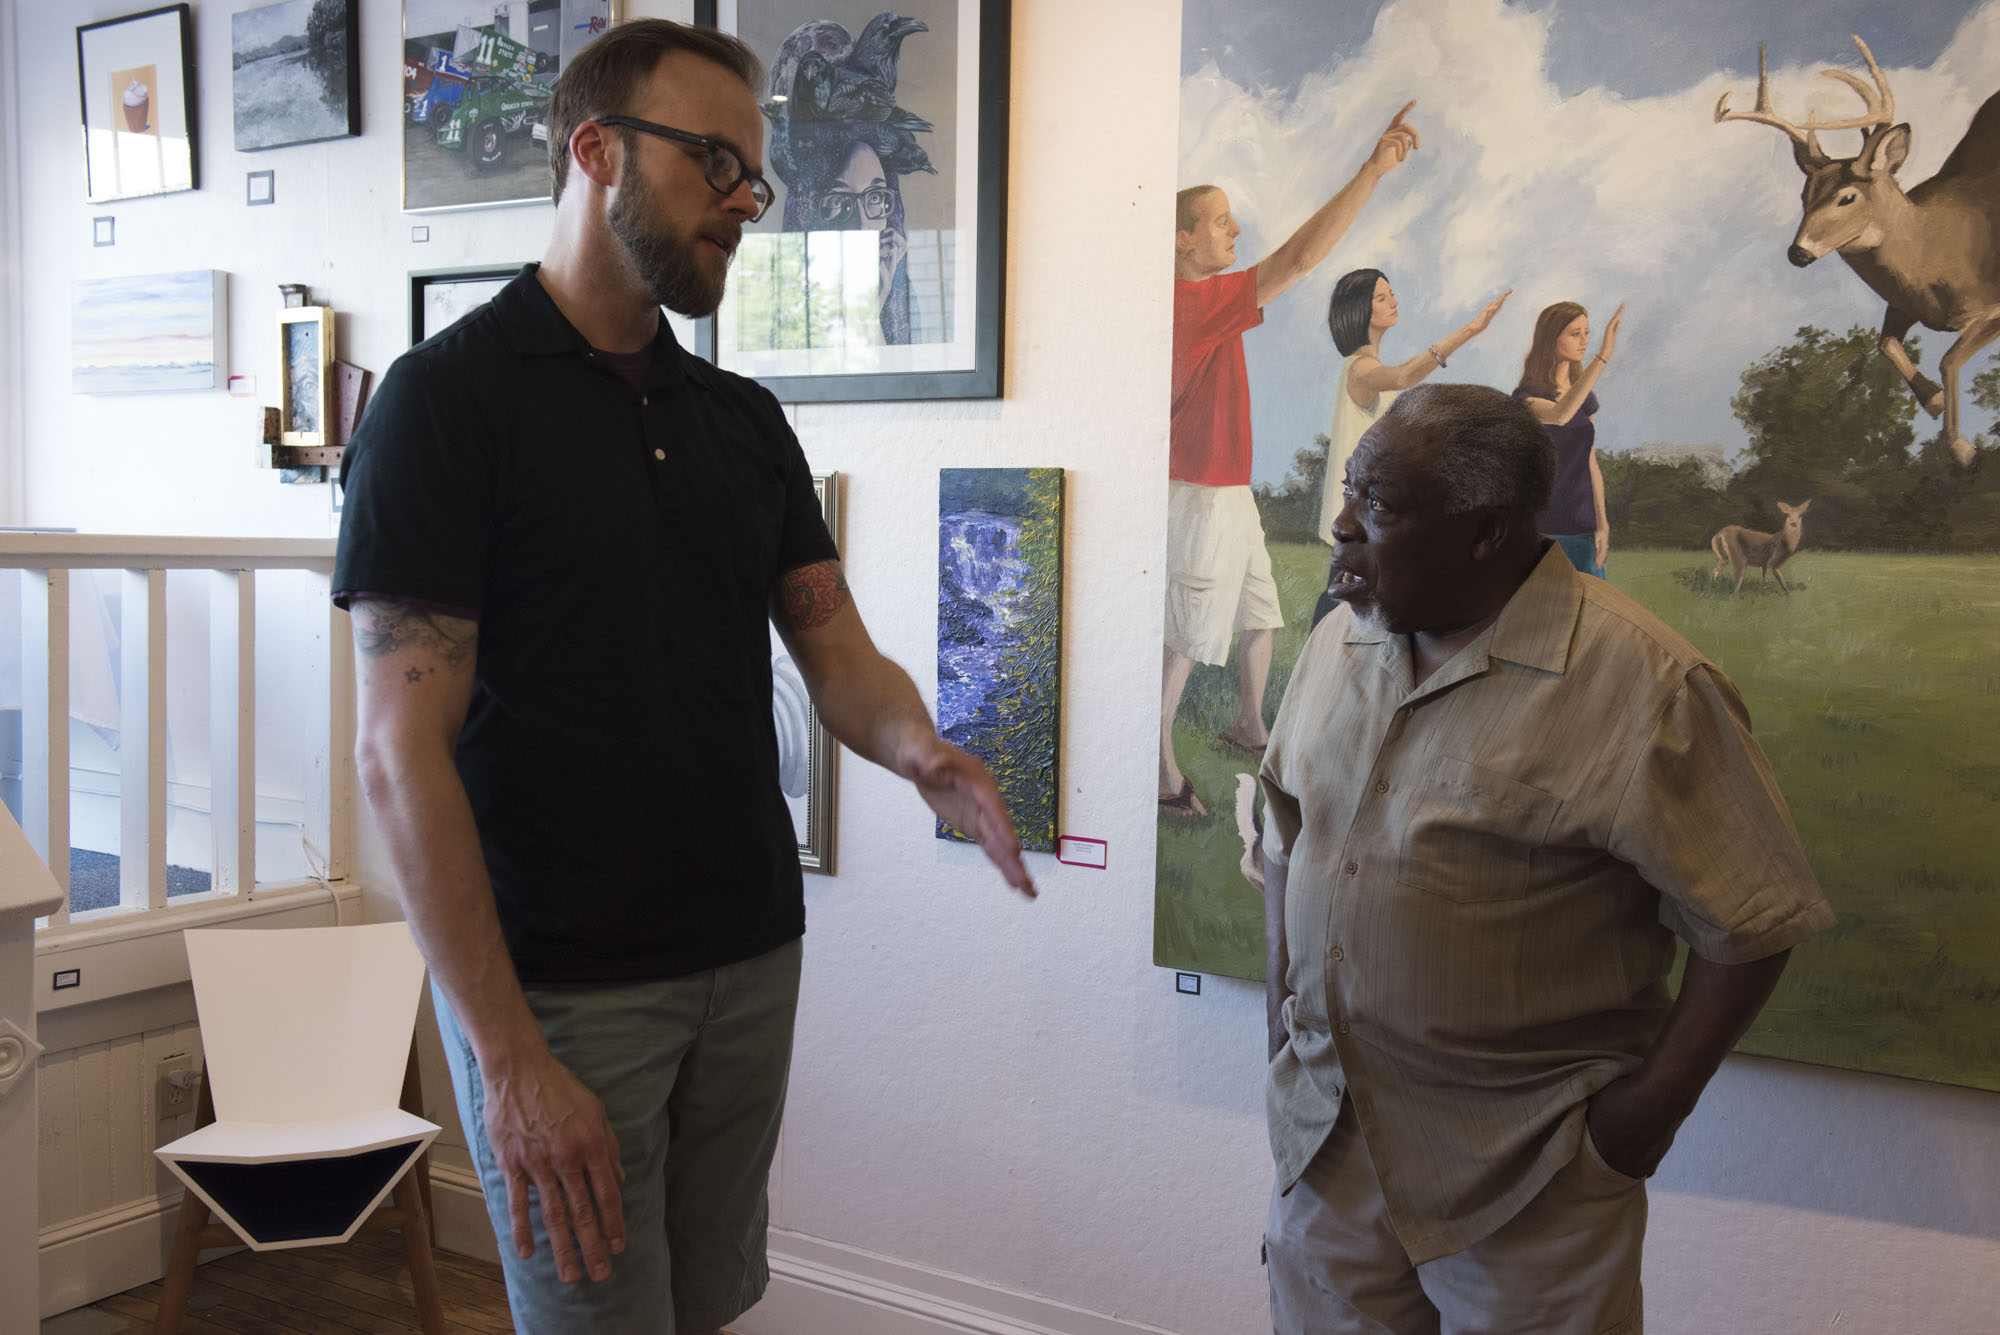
[76,4,198,203]
[400,1,620,213]
[936,467,1063,851]
[408,264,521,343]
[232,0,361,151]
[694,0,1010,402]
[773,473,841,873]
[71,269,226,393]
[278,305,334,446]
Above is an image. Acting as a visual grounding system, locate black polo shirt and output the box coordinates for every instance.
[334,266,837,984]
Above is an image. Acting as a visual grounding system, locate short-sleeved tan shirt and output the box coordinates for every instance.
[1259,544,1834,1264]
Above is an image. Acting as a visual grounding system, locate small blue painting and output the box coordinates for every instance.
[937,467,1064,851]
[71,269,226,393]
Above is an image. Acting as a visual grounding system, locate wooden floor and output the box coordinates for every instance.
[58,1230,514,1334]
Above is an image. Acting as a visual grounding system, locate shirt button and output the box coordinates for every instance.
[653,448,666,461]
[1374,780,1389,794]
[1330,947,1344,962]
[1336,1022,1350,1036]
[1344,861,1358,876]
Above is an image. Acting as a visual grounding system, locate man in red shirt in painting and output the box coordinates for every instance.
[1161,104,1419,818]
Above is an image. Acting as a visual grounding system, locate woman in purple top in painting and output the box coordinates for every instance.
[1513,300,1624,577]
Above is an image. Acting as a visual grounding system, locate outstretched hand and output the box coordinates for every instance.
[1367,102,1420,175]
[482,1050,627,1284]
[905,734,1037,897]
[1598,303,1626,361]
[1468,289,1512,335]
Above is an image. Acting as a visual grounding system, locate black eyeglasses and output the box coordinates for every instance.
[812,186,894,226]
[595,115,775,222]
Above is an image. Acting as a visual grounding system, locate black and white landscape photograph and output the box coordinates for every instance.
[232,0,359,152]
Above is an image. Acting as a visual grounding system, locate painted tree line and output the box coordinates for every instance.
[1254,326,2000,553]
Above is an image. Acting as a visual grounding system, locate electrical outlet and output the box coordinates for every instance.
[156,1053,197,1120]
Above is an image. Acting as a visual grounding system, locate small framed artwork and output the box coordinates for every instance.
[278,306,334,445]
[77,5,198,204]
[246,170,276,205]
[400,1,620,213]
[72,270,227,393]
[773,473,841,873]
[232,0,360,152]
[409,265,523,344]
[693,0,1008,402]
[93,217,116,246]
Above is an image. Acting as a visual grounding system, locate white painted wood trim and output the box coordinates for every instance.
[33,881,363,1013]
[429,1161,502,1264]
[20,567,69,924]
[428,1174,1183,1335]
[118,569,167,912]
[36,1189,243,1321]
[0,535,335,569]
[209,570,256,897]
[304,575,354,882]
[736,1232,1184,1335]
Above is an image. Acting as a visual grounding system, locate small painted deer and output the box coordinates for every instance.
[1711,500,1811,595]
[1715,37,2000,469]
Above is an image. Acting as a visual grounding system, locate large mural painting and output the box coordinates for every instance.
[1156,0,2000,1092]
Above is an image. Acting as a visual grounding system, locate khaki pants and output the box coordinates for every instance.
[1268,1104,1645,1335]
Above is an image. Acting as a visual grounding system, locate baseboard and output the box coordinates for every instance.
[735,1231,1180,1335]
[421,1172,1175,1335]
[37,1190,238,1320]
[428,1160,502,1264]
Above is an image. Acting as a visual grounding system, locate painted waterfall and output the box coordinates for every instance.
[937,468,1063,851]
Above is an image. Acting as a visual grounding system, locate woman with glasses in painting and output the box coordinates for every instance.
[763,15,937,345]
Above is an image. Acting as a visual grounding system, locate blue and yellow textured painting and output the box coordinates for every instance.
[937,468,1064,852]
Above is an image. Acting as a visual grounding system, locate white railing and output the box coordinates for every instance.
[1,534,350,934]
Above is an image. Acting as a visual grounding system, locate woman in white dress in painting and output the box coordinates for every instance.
[1311,269,1511,626]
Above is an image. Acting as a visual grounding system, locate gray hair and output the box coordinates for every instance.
[1380,383,1555,517]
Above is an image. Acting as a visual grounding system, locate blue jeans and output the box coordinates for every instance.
[436,938,802,1334]
[1553,533,1605,579]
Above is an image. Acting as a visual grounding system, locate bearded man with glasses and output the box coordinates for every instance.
[334,19,1036,1335]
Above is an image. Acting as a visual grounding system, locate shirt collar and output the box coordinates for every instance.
[491,263,688,389]
[1485,541,1583,675]
[1340,540,1581,675]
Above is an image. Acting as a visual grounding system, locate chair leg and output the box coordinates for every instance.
[400,1040,438,1248]
[393,1168,447,1335]
[151,1190,211,1335]
[154,1066,219,1335]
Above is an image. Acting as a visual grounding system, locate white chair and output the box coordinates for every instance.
[152,921,444,1333]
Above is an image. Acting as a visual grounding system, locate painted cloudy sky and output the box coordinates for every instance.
[1179,0,2000,489]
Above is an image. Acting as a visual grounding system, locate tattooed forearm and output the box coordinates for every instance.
[350,600,478,672]
[777,560,850,633]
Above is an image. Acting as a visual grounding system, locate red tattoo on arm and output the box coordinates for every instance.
[778,560,850,632]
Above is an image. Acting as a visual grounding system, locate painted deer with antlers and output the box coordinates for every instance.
[1711,500,1811,595]
[1715,37,2000,469]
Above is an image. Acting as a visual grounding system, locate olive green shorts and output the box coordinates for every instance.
[437,937,802,1334]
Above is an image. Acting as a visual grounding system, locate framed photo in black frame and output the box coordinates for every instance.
[408,264,524,344]
[693,0,1008,402]
[77,5,198,204]
[232,0,361,152]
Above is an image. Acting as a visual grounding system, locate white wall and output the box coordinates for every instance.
[6,2,1998,1333]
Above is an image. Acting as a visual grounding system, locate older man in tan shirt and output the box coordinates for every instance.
[1259,384,1834,1334]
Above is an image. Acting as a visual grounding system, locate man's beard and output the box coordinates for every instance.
[607,164,734,318]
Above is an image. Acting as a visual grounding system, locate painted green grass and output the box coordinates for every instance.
[1157,543,2000,1092]
[1610,549,2000,1091]
[1155,541,1329,982]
